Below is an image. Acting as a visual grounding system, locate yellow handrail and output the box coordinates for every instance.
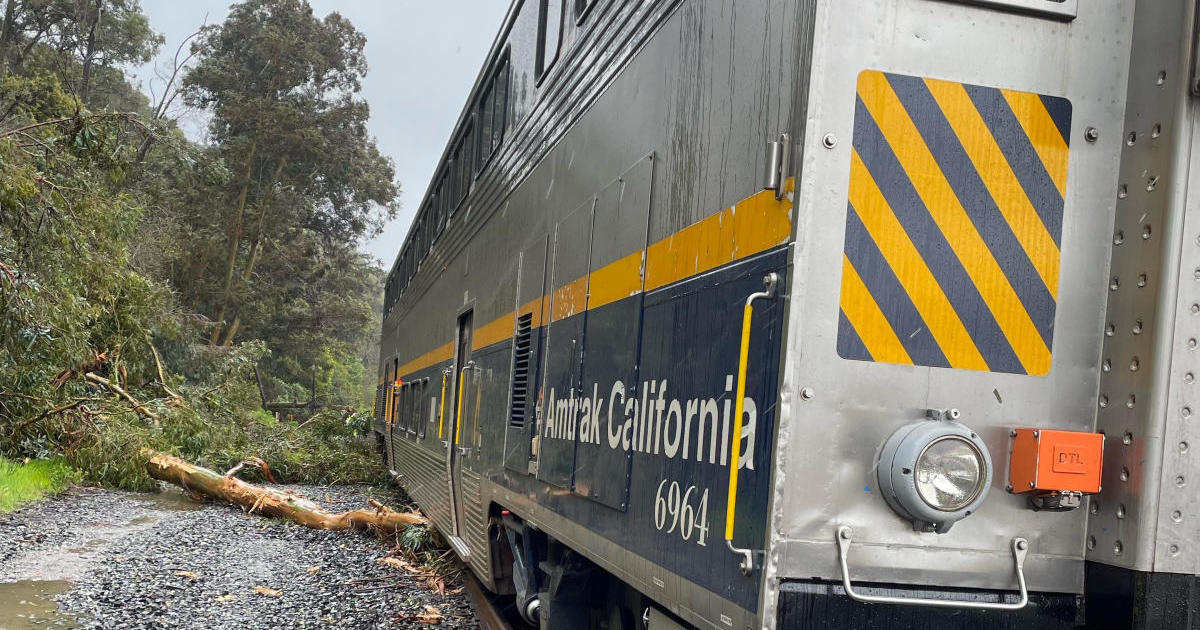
[437,371,448,438]
[385,381,395,428]
[725,302,756,542]
[454,366,468,445]
[723,272,778,565]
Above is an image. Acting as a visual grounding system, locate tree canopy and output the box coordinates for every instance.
[0,0,396,487]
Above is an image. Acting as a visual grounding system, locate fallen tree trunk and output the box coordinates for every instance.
[145,452,426,535]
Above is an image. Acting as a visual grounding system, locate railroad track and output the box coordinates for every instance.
[462,566,514,630]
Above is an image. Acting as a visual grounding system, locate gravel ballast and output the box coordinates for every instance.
[0,484,480,629]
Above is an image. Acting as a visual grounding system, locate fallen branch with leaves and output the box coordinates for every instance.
[85,371,159,425]
[145,452,426,535]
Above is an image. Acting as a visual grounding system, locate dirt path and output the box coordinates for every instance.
[0,485,478,629]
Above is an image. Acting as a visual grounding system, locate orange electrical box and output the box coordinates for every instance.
[1008,428,1105,494]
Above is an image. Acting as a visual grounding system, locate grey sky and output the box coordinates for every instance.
[128,0,511,265]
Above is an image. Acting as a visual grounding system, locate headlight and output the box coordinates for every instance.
[914,436,986,511]
[877,411,992,533]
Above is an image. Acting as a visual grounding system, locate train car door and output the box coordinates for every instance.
[446,310,473,540]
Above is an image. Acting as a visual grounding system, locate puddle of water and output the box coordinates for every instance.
[0,580,82,629]
[136,487,205,512]
[65,539,108,555]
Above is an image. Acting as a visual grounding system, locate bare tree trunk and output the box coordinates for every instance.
[220,154,287,347]
[209,140,258,345]
[77,0,101,104]
[145,452,426,535]
[0,0,18,78]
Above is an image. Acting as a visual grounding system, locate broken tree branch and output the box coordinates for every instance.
[149,343,182,402]
[145,452,426,535]
[85,372,159,426]
[224,456,277,483]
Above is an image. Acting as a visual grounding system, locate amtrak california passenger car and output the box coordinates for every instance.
[374,0,1200,628]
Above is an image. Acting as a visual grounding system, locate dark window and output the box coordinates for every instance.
[476,56,510,173]
[421,218,428,259]
[413,221,422,269]
[461,124,474,200]
[400,384,409,433]
[412,384,421,437]
[537,0,564,79]
[406,385,415,435]
[452,124,474,208]
[493,63,508,154]
[436,197,445,238]
[508,313,533,428]
[417,381,427,439]
[478,85,495,172]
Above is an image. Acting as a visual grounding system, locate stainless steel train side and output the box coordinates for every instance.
[376,0,1200,628]
[769,0,1199,627]
[380,0,807,628]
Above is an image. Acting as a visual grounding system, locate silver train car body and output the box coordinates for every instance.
[375,0,1200,627]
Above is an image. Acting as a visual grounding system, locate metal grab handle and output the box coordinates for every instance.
[437,372,448,439]
[453,366,469,445]
[723,272,779,575]
[836,526,1030,611]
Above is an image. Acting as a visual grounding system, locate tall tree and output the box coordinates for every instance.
[180,0,396,354]
[0,0,160,101]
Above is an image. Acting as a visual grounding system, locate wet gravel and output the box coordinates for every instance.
[0,485,479,629]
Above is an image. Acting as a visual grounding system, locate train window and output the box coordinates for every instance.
[406,385,415,435]
[452,124,474,208]
[433,190,442,230]
[400,384,409,434]
[410,385,420,436]
[508,313,533,429]
[413,220,422,268]
[478,85,494,172]
[412,384,422,437]
[537,0,564,80]
[476,56,510,173]
[417,381,427,439]
[420,215,429,258]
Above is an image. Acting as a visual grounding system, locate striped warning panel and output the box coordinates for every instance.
[837,70,1071,376]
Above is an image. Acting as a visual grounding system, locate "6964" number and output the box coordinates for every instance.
[653,479,710,547]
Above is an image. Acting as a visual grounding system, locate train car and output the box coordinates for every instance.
[374,0,1200,628]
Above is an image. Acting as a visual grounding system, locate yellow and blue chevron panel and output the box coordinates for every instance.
[837,70,1071,376]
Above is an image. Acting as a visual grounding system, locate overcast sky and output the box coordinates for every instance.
[128,0,511,265]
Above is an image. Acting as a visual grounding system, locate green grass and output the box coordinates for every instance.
[0,457,80,513]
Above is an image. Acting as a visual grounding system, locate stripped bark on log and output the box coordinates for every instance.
[145,452,426,535]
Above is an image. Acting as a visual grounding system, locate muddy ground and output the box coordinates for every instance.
[0,485,479,629]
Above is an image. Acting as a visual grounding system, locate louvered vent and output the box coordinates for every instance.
[509,313,533,428]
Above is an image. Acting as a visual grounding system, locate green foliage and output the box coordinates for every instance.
[177,0,397,357]
[0,456,80,512]
[43,343,384,491]
[0,0,391,498]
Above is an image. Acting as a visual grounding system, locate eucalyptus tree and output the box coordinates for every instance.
[179,0,396,391]
[0,0,161,103]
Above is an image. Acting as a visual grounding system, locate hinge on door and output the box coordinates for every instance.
[762,132,791,200]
